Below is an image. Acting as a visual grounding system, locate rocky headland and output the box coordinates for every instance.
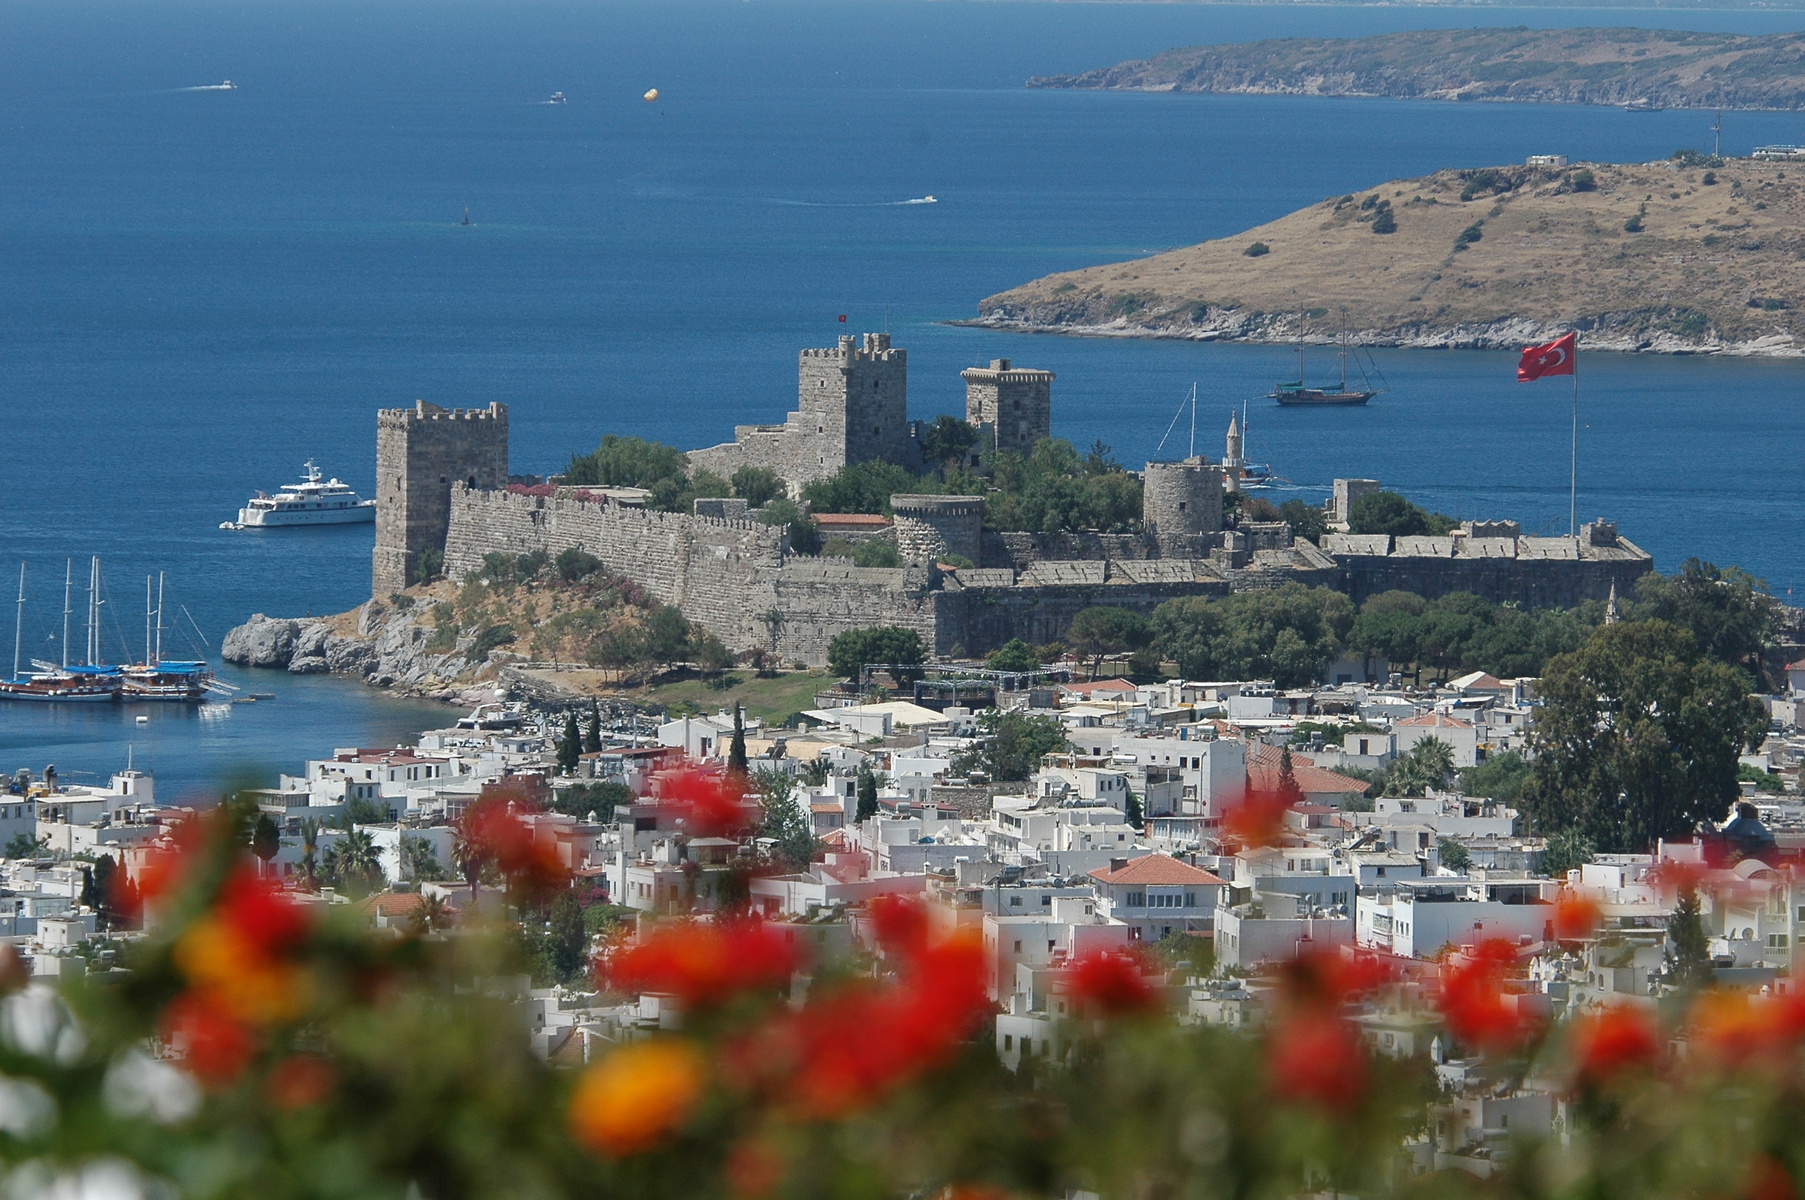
[1027,27,1805,110]
[971,159,1805,356]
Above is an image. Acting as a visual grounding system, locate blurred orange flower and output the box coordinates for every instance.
[1222,789,1290,849]
[173,915,310,1026]
[1692,991,1805,1067]
[568,1039,708,1156]
[265,1054,335,1110]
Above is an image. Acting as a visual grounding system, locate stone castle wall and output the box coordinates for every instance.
[961,359,1053,456]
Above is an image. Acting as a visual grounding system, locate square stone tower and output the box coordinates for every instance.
[372,401,509,597]
[962,358,1053,456]
[795,333,911,476]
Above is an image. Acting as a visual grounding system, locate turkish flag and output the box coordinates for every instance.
[1517,332,1576,381]
[838,314,847,323]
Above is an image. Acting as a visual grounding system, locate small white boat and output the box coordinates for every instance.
[548,92,567,104]
[228,460,376,529]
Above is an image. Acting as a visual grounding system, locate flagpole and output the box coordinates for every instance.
[1569,332,1579,537]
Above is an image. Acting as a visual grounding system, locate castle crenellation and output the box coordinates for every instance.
[370,332,1654,667]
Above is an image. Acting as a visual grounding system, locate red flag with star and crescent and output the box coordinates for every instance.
[1517,332,1576,381]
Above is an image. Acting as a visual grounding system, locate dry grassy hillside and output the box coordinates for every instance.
[973,159,1805,354]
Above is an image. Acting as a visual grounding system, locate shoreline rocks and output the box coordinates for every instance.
[221,605,488,696]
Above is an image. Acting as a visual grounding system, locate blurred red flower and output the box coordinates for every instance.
[1222,788,1290,849]
[1569,1006,1661,1086]
[660,766,757,839]
[161,992,255,1086]
[1437,941,1535,1054]
[1066,949,1158,1016]
[869,894,930,960]
[459,796,568,899]
[216,867,311,954]
[606,921,798,1007]
[1745,1155,1799,1200]
[1553,893,1602,941]
[265,1054,335,1109]
[1279,949,1392,1010]
[1267,1016,1367,1111]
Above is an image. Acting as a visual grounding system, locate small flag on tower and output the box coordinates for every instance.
[837,314,847,323]
[1517,332,1576,381]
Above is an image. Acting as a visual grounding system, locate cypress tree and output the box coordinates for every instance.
[728,705,749,776]
[557,712,582,775]
[583,701,603,754]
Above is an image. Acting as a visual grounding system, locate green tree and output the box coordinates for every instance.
[565,435,690,491]
[1276,746,1305,807]
[1522,620,1767,852]
[299,818,321,889]
[856,766,880,822]
[642,605,692,668]
[800,461,922,515]
[827,626,925,681]
[1664,884,1713,992]
[1390,738,1455,798]
[334,796,388,830]
[1150,584,1355,688]
[852,540,900,568]
[1540,828,1593,879]
[557,712,582,775]
[547,890,588,983]
[251,814,280,871]
[327,828,383,899]
[1278,499,1328,544]
[583,702,603,755]
[693,630,734,676]
[1632,558,1778,686]
[1347,491,1430,538]
[753,767,816,872]
[1437,838,1471,871]
[728,705,749,777]
[402,836,448,882]
[1348,590,1428,681]
[986,438,1142,535]
[3,833,47,860]
[1458,750,1531,803]
[985,639,1042,672]
[1123,785,1144,830]
[731,466,785,508]
[1067,607,1152,679]
[413,547,444,585]
[555,547,603,581]
[757,498,821,556]
[550,781,630,821]
[953,710,1070,782]
[920,416,980,473]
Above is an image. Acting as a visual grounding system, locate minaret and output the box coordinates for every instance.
[1223,413,1245,491]
[1605,582,1620,625]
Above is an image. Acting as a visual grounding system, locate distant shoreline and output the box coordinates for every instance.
[1027,26,1805,110]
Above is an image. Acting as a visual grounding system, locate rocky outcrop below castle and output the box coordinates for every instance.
[222,606,489,695]
[1027,28,1805,110]
[972,161,1805,357]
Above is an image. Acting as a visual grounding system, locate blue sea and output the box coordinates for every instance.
[2,0,1803,794]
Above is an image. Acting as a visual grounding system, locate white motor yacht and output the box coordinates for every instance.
[227,461,376,528]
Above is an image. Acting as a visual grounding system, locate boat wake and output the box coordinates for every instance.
[174,82,237,92]
[760,195,938,208]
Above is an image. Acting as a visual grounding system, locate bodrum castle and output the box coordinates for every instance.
[367,333,1649,667]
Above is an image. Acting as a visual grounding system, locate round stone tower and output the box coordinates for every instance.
[1142,459,1224,552]
[890,494,985,566]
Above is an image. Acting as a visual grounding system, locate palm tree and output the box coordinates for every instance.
[402,836,447,882]
[410,892,454,935]
[337,828,383,897]
[299,819,321,891]
[451,825,487,893]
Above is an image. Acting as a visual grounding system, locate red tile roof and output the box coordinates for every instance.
[814,513,892,528]
[1088,854,1226,887]
[1248,743,1373,797]
[1397,713,1474,730]
[1063,679,1137,697]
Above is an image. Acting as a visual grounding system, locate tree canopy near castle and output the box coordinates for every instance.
[1521,619,1767,852]
[1151,584,1356,688]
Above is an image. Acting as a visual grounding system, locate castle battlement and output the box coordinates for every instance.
[799,333,904,363]
[377,400,506,428]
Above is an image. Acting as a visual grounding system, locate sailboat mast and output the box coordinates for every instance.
[85,558,95,666]
[61,560,71,671]
[145,576,153,666]
[12,565,24,682]
[1339,309,1349,391]
[155,572,164,665]
[1188,383,1197,460]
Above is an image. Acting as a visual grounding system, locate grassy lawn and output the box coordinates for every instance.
[631,670,835,727]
